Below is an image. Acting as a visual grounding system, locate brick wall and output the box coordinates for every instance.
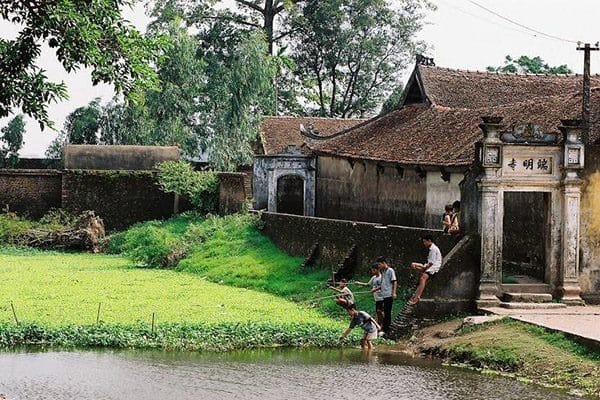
[61,170,176,231]
[0,170,62,218]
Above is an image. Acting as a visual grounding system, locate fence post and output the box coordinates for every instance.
[10,301,19,325]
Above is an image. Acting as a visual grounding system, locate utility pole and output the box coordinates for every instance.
[576,42,599,144]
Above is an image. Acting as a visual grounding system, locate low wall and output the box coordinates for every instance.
[261,212,479,316]
[63,145,180,170]
[61,170,176,231]
[0,170,62,218]
[260,212,459,278]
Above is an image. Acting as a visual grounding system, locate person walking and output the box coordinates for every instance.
[376,256,397,336]
[408,235,443,305]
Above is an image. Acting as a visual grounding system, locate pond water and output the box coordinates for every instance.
[0,348,583,400]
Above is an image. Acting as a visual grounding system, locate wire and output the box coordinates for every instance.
[435,0,547,41]
[466,0,579,44]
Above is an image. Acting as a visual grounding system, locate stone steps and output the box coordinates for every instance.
[502,292,553,303]
[501,283,552,294]
[499,302,567,310]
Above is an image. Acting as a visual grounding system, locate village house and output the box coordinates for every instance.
[253,58,600,307]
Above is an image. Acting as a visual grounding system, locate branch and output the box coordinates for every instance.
[234,0,265,14]
[202,15,261,28]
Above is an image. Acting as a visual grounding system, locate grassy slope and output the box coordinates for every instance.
[0,247,341,329]
[424,319,600,397]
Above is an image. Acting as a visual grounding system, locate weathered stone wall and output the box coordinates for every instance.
[261,212,478,315]
[63,145,180,170]
[0,170,62,218]
[424,171,463,227]
[218,173,247,215]
[315,156,462,228]
[580,145,600,303]
[61,170,176,231]
[316,156,427,226]
[260,211,458,277]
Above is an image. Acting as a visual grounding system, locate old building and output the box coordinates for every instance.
[253,59,600,307]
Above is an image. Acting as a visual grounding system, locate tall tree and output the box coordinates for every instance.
[62,99,102,145]
[0,0,166,129]
[487,55,572,74]
[0,114,25,167]
[380,84,404,114]
[291,0,429,118]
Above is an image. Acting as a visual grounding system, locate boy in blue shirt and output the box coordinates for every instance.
[339,304,379,350]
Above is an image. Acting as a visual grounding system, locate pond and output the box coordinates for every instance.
[0,348,583,400]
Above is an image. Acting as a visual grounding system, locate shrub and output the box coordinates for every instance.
[156,161,219,214]
[0,213,33,243]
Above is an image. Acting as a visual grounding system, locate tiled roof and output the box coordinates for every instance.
[313,91,592,167]
[414,65,600,109]
[259,116,366,155]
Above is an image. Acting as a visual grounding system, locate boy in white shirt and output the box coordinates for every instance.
[328,279,355,309]
[354,264,384,328]
[408,235,442,305]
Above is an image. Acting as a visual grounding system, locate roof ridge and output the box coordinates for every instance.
[263,115,368,121]
[418,64,600,78]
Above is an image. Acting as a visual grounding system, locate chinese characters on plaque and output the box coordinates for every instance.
[504,157,552,175]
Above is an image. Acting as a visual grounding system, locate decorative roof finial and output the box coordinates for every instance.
[416,54,435,66]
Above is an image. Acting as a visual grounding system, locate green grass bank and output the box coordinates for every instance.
[409,318,600,397]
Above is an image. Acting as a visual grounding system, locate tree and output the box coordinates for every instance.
[63,99,102,145]
[486,55,572,74]
[0,115,25,167]
[380,84,404,114]
[291,0,429,118]
[0,0,166,129]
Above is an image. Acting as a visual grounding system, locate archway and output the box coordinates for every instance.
[276,175,305,215]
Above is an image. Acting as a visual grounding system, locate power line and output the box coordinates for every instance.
[466,0,579,44]
[435,0,547,41]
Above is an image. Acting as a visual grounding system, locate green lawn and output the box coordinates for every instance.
[0,247,342,329]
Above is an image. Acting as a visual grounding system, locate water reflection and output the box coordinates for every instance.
[0,348,583,400]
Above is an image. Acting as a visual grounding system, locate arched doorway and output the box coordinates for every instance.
[276,175,304,215]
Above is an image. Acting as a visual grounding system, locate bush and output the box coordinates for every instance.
[156,161,219,214]
[0,213,33,243]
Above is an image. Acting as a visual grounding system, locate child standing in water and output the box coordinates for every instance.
[354,264,384,329]
[328,279,355,309]
[339,305,379,350]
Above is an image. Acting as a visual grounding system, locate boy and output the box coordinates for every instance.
[377,256,397,335]
[442,204,453,233]
[408,235,443,305]
[354,263,384,329]
[328,279,355,309]
[339,305,379,350]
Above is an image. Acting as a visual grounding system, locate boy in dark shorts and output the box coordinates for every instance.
[339,305,379,350]
[354,263,384,329]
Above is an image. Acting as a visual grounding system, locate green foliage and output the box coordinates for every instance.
[156,161,219,213]
[0,213,34,243]
[0,321,354,351]
[0,1,166,129]
[0,114,25,167]
[0,247,345,332]
[380,84,405,115]
[486,55,572,75]
[291,0,429,117]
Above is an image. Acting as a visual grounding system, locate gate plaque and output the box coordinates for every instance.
[503,156,553,175]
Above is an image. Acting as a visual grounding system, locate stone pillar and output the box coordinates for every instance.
[476,116,504,307]
[558,119,585,305]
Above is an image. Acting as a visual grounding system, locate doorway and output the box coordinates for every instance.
[502,192,549,283]
[276,175,305,215]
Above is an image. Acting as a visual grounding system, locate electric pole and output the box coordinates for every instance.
[576,42,599,144]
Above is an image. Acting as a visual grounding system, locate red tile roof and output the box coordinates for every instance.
[414,65,600,109]
[259,116,366,156]
[313,91,592,167]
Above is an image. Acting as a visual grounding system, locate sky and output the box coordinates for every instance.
[3,0,600,157]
